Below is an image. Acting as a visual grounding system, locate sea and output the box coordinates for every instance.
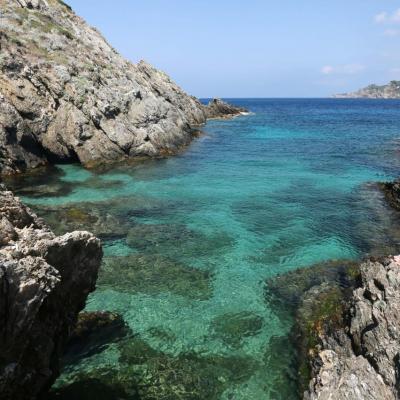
[6,99,400,399]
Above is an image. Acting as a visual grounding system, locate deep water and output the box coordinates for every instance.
[6,99,400,399]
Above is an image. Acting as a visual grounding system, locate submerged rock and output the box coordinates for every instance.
[99,254,213,300]
[265,259,360,314]
[48,334,257,400]
[263,335,299,400]
[0,1,247,175]
[0,185,102,400]
[33,203,130,240]
[64,311,131,364]
[126,223,234,259]
[380,180,400,211]
[210,311,264,348]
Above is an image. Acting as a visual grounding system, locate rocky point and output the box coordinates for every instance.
[0,0,246,175]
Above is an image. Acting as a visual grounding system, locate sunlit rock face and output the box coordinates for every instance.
[0,0,206,173]
[0,0,246,175]
[287,256,400,400]
[0,184,102,400]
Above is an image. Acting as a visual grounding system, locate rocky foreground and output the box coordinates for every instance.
[266,179,400,400]
[304,256,400,399]
[0,0,246,175]
[333,80,400,99]
[0,184,102,400]
[267,255,400,400]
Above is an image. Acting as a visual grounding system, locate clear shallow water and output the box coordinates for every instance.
[6,99,400,399]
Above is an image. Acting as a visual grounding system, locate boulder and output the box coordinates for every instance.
[0,184,102,400]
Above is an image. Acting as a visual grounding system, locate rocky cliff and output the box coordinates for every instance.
[0,0,245,175]
[333,80,400,99]
[0,184,102,400]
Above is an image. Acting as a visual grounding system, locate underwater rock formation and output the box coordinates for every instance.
[0,0,246,175]
[0,184,102,400]
[381,180,400,211]
[64,311,130,365]
[99,254,213,300]
[46,333,257,400]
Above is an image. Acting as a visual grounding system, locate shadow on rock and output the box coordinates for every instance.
[63,311,131,365]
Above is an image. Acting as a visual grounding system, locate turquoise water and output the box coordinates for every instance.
[7,99,400,399]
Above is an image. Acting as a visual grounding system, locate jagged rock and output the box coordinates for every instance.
[203,98,248,119]
[303,256,400,400]
[0,0,247,175]
[0,184,102,400]
[307,350,393,400]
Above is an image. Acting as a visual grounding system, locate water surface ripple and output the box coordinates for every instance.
[7,99,400,399]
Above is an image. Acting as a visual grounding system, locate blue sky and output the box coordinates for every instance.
[67,0,400,98]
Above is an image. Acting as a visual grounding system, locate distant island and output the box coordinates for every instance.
[333,80,400,99]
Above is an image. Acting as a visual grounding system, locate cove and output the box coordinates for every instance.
[6,98,400,399]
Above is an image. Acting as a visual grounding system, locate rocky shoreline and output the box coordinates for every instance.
[333,80,400,99]
[2,1,400,400]
[266,179,400,399]
[0,1,248,398]
[0,0,246,176]
[0,184,102,400]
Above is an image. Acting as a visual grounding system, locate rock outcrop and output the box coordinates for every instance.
[0,0,246,175]
[333,80,400,99]
[302,256,400,400]
[203,98,248,119]
[0,184,102,400]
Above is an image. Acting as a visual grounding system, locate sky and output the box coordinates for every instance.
[67,0,400,98]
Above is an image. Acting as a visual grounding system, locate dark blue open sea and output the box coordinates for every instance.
[7,99,400,399]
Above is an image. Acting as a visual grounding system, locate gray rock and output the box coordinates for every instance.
[304,256,400,400]
[0,1,246,174]
[203,98,248,119]
[333,80,400,99]
[0,185,102,400]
